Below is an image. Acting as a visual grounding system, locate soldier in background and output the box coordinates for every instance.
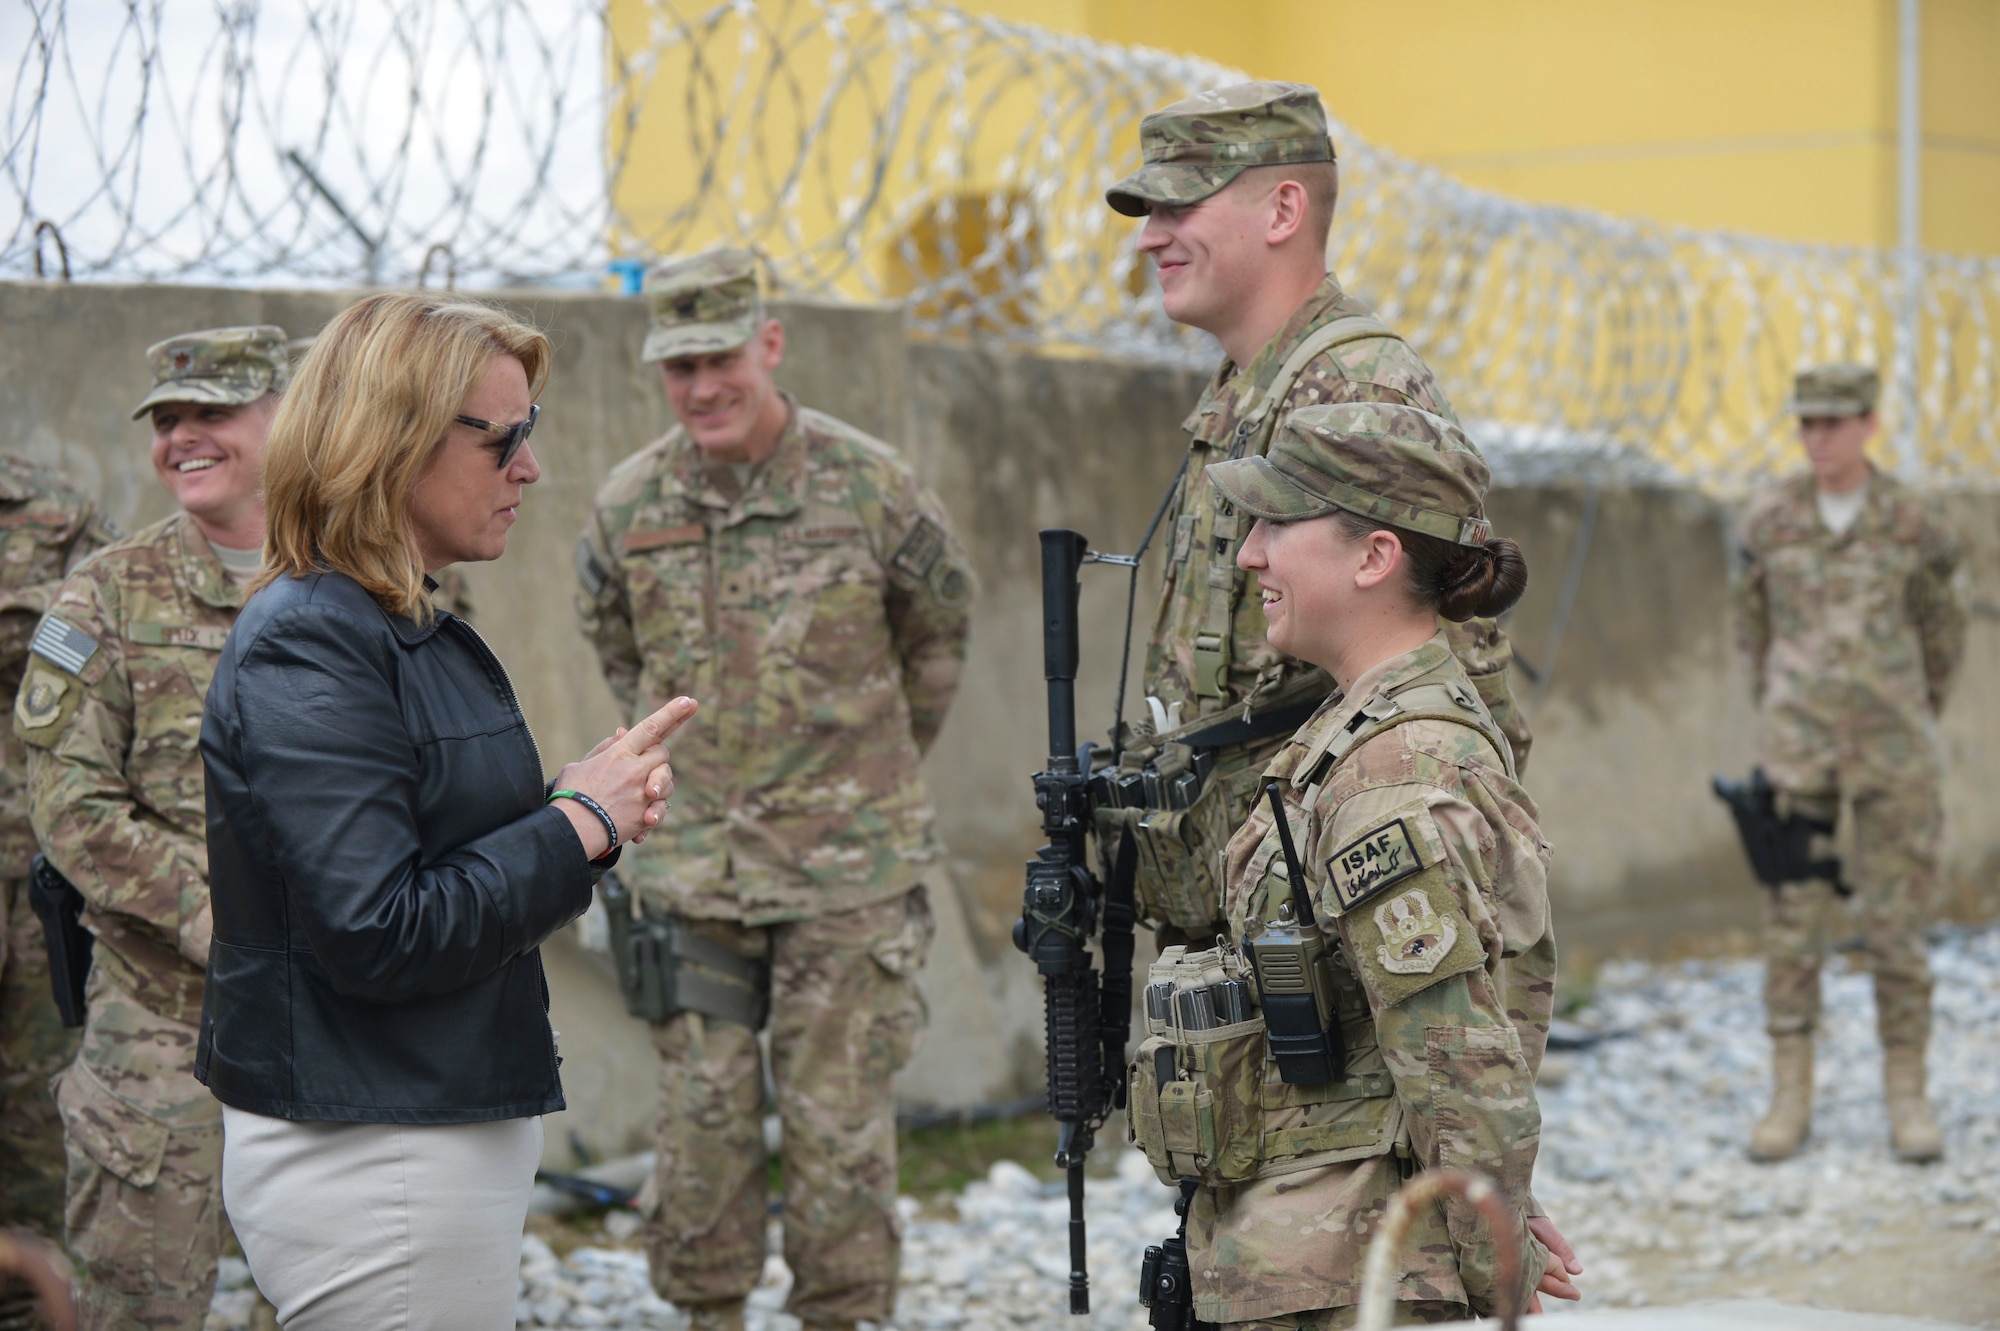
[0,458,115,1329]
[1735,364,1965,1164]
[17,327,288,1329]
[576,249,975,1331]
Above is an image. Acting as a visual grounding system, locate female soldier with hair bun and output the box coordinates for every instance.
[1124,401,1578,1328]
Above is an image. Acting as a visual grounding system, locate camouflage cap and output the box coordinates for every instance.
[1206,402,1492,546]
[1105,81,1334,218]
[130,325,290,420]
[1789,363,1879,418]
[641,247,764,363]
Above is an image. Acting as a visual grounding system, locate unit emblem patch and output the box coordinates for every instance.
[14,672,69,729]
[891,516,945,580]
[1373,888,1457,975]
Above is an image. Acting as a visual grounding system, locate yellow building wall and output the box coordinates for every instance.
[603,0,1999,279]
[1062,0,2000,256]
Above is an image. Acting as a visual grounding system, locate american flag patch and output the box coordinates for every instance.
[29,617,98,676]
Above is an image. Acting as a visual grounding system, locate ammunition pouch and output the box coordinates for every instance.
[598,873,770,1029]
[28,853,91,1029]
[1125,944,1398,1188]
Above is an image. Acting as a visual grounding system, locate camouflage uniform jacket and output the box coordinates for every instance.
[0,455,118,876]
[577,397,974,924]
[18,513,241,1027]
[1146,273,1530,769]
[1197,632,1553,1321]
[1735,468,1965,795]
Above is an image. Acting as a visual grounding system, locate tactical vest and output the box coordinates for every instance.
[1105,316,1409,933]
[1183,313,1397,706]
[1126,655,1513,1186]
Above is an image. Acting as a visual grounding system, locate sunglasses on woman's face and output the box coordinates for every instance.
[454,403,540,469]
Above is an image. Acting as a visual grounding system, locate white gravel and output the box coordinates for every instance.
[207,925,2000,1329]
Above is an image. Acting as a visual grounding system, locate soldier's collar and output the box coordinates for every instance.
[1195,273,1351,419]
[668,394,806,519]
[176,514,246,610]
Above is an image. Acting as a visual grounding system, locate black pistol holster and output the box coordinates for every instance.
[1712,767,1851,897]
[598,872,770,1029]
[27,852,92,1028]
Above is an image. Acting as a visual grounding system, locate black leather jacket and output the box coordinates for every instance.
[195,570,597,1123]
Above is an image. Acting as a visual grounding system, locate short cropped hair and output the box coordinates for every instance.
[1237,159,1341,245]
[257,293,552,620]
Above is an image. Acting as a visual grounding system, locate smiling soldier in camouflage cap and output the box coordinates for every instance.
[1106,80,1334,218]
[1095,81,1538,976]
[578,247,974,1331]
[1733,361,1963,1167]
[23,322,285,1329]
[129,325,290,420]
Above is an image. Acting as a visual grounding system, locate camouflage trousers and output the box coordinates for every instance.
[643,887,933,1326]
[1223,1304,1467,1329]
[0,876,77,1238]
[1763,779,1939,1048]
[55,983,225,1331]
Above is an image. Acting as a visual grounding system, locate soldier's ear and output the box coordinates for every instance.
[757,318,786,373]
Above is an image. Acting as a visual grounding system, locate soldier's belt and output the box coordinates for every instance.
[599,873,770,1029]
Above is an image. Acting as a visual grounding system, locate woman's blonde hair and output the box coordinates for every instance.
[257,293,552,619]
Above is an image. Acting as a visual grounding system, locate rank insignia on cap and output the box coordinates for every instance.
[1373,888,1457,975]
[29,616,99,676]
[1325,817,1423,911]
[172,350,193,371]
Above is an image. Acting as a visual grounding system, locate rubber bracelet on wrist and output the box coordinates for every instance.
[547,789,618,857]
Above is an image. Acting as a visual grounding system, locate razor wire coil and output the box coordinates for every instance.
[5,0,1998,490]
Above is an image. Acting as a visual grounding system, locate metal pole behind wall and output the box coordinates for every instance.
[1896,0,1922,478]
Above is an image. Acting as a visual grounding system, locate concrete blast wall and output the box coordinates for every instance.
[4,280,1997,1169]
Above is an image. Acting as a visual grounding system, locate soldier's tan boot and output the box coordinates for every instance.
[1883,1044,1944,1163]
[687,1300,748,1331]
[1748,1033,1814,1161]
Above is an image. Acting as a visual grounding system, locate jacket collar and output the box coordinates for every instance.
[665,393,807,524]
[385,574,445,645]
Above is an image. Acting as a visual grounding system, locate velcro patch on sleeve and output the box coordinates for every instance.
[621,524,705,553]
[14,659,81,739]
[29,615,98,676]
[891,516,945,580]
[1338,871,1486,1010]
[1325,817,1427,913]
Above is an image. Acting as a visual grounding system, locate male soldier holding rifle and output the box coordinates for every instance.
[577,248,976,1331]
[1096,82,1533,950]
[1094,80,1580,1323]
[1734,364,1964,1164]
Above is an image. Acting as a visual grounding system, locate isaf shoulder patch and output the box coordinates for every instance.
[29,615,98,676]
[1325,817,1425,912]
[891,517,945,580]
